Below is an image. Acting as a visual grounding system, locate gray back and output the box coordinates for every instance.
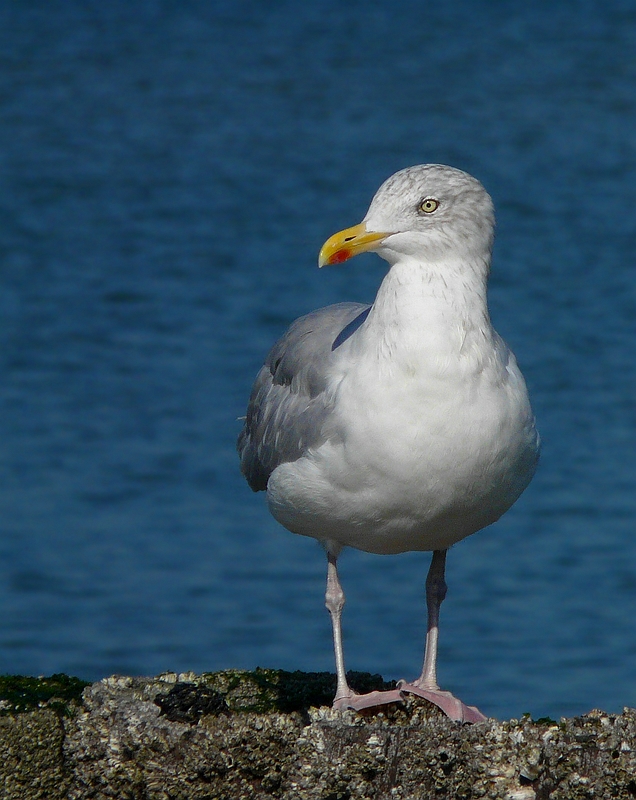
[237,302,370,491]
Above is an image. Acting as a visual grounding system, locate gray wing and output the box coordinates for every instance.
[237,302,371,491]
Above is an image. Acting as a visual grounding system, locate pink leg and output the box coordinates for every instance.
[326,552,403,710]
[325,551,350,704]
[398,550,488,723]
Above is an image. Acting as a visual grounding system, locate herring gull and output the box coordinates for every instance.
[237,165,539,722]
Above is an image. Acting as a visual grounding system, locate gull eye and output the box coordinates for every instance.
[419,197,439,214]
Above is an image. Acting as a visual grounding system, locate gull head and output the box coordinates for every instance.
[319,164,495,269]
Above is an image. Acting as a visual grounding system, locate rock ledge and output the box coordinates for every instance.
[2,669,636,799]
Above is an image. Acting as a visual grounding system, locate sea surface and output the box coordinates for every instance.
[0,0,635,720]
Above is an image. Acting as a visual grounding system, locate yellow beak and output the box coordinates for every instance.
[318,222,390,267]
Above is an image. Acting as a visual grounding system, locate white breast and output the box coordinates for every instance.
[267,326,538,555]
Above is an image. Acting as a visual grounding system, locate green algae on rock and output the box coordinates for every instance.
[197,668,394,714]
[0,673,89,716]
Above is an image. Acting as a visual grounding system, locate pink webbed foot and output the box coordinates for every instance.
[397,681,487,723]
[331,684,487,722]
[332,688,405,711]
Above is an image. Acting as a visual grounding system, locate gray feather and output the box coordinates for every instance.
[237,302,370,491]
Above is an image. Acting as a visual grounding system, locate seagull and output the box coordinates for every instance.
[237,165,539,722]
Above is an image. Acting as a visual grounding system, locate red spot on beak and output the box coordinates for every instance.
[329,248,352,264]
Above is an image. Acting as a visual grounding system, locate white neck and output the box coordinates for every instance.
[356,254,493,370]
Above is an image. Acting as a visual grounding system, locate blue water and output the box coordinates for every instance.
[0,0,635,721]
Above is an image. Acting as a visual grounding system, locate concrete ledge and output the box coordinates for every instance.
[1,669,636,799]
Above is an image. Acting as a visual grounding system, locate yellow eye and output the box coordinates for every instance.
[419,198,439,214]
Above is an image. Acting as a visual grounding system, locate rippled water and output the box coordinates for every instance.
[0,1,635,720]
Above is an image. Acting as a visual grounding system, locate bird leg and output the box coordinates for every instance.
[419,547,448,691]
[326,551,403,710]
[325,551,350,704]
[398,549,488,723]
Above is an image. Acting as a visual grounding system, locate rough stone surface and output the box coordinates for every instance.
[2,670,636,799]
[0,707,70,800]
